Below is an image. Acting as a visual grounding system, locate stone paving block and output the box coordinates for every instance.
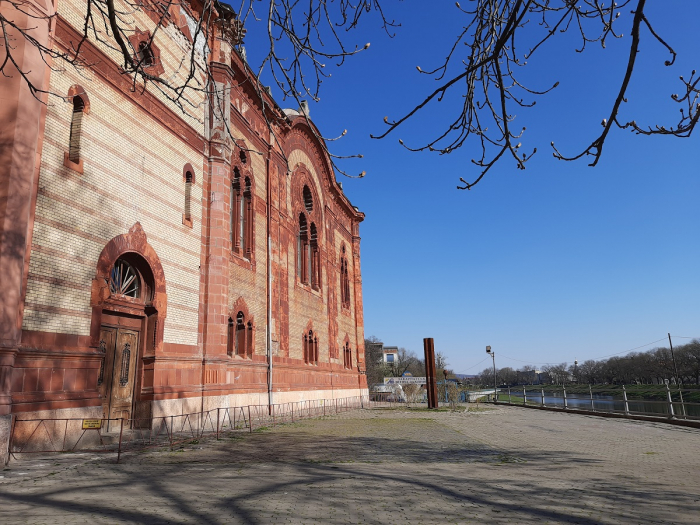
[1,406,699,523]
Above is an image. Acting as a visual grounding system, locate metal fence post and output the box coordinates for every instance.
[541,388,545,407]
[666,381,675,418]
[623,385,630,415]
[508,386,512,405]
[248,406,253,432]
[589,384,594,411]
[563,386,568,410]
[216,408,220,439]
[6,415,17,465]
[117,418,125,463]
[523,387,527,406]
[680,388,687,419]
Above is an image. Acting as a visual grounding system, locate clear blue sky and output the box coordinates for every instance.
[244,3,699,374]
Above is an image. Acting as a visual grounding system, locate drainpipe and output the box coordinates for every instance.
[266,144,273,412]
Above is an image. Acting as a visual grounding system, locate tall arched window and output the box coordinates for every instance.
[310,223,320,290]
[343,342,352,369]
[68,96,85,164]
[242,177,252,256]
[340,245,350,309]
[227,317,234,357]
[183,171,193,227]
[303,185,313,212]
[231,170,252,258]
[235,311,246,357]
[298,214,309,284]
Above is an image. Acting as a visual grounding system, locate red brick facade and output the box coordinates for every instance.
[0,0,366,460]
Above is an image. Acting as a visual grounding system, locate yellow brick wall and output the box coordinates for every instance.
[23,59,204,346]
[57,0,207,135]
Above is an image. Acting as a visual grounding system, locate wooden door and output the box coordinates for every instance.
[99,326,140,430]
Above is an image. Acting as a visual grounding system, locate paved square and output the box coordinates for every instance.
[1,405,699,523]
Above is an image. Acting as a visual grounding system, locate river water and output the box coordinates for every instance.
[505,391,700,418]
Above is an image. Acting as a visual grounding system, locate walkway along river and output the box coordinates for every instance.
[501,386,700,419]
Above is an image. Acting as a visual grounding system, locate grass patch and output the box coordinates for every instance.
[492,394,539,406]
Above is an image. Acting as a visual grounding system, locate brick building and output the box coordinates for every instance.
[0,0,367,461]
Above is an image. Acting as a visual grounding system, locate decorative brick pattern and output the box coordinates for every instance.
[3,0,368,440]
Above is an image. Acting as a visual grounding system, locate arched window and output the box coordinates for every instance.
[242,177,252,256]
[310,223,320,290]
[227,317,234,357]
[298,214,309,284]
[340,245,350,309]
[228,303,254,358]
[235,311,246,357]
[303,329,318,365]
[68,96,85,164]
[109,258,140,298]
[107,255,153,303]
[344,342,352,369]
[231,170,252,258]
[303,185,313,212]
[183,170,193,227]
[246,321,253,358]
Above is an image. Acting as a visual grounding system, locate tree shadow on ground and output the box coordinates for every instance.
[1,425,697,524]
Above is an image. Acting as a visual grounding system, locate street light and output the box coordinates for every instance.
[486,346,496,402]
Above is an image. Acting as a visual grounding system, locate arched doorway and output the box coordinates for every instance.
[98,255,153,427]
[90,223,167,430]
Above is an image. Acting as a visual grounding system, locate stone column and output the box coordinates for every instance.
[0,0,54,463]
[199,29,235,406]
[351,220,367,389]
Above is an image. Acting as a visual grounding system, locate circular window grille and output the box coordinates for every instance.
[109,259,140,298]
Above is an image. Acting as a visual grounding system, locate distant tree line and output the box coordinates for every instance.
[474,340,700,387]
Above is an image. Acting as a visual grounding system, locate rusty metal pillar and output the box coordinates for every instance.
[423,338,438,409]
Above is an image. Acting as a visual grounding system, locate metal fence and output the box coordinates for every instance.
[8,395,370,463]
[371,385,700,423]
[491,384,700,421]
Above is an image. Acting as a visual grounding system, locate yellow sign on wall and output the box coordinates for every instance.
[82,419,102,430]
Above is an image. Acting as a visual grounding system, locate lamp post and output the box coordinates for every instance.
[486,346,496,402]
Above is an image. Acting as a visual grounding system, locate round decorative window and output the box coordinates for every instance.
[109,259,141,298]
